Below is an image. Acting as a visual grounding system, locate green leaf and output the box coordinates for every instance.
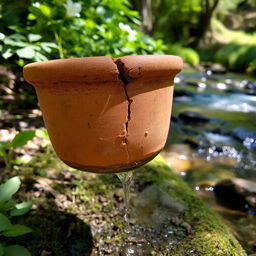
[0,200,15,212]
[1,48,14,59]
[36,129,49,140]
[34,52,48,62]
[0,243,4,256]
[28,34,42,42]
[38,4,51,17]
[10,202,34,217]
[27,13,36,20]
[0,213,12,231]
[0,141,9,147]
[0,142,9,157]
[40,42,58,53]
[10,131,35,148]
[3,245,31,256]
[2,225,32,237]
[3,37,27,47]
[16,59,25,67]
[16,47,35,59]
[0,177,21,203]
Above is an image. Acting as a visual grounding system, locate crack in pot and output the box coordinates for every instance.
[114,59,133,161]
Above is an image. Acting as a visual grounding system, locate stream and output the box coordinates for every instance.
[162,67,256,253]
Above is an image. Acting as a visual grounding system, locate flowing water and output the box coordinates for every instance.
[116,171,134,223]
[163,67,256,253]
[115,68,256,254]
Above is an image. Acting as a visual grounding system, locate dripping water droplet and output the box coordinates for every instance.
[116,170,133,223]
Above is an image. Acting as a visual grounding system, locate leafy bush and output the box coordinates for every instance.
[1,33,58,65]
[215,43,256,73]
[247,59,256,73]
[0,176,33,256]
[0,0,165,67]
[212,19,256,45]
[0,130,35,171]
[168,44,200,66]
[151,0,202,43]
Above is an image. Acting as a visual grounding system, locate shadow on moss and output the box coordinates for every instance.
[11,210,93,256]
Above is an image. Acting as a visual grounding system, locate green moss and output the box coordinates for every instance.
[134,156,247,256]
[10,155,246,255]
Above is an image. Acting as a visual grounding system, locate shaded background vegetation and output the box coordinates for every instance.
[0,0,256,73]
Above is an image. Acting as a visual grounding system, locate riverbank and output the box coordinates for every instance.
[1,155,247,256]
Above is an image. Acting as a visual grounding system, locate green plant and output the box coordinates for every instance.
[0,130,35,171]
[168,44,200,66]
[215,43,256,72]
[0,0,165,67]
[1,33,58,66]
[0,176,33,256]
[247,59,256,74]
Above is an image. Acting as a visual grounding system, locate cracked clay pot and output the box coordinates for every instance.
[23,55,183,173]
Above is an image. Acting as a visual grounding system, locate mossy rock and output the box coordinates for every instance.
[131,155,247,256]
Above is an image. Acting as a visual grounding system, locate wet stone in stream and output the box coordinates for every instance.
[214,178,256,211]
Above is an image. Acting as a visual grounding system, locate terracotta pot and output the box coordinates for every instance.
[23,55,182,173]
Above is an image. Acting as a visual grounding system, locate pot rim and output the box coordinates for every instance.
[23,55,183,85]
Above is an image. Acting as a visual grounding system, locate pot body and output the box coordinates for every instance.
[23,55,182,173]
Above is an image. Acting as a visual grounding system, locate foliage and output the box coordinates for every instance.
[212,19,256,45]
[247,59,256,73]
[0,176,33,256]
[199,18,256,73]
[0,130,35,171]
[0,0,165,67]
[215,0,244,16]
[215,43,256,73]
[168,44,200,66]
[151,0,202,44]
[1,33,58,66]
[148,0,256,49]
[197,44,222,62]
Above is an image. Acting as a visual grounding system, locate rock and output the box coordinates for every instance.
[178,111,210,125]
[232,127,256,141]
[210,155,239,168]
[171,116,178,122]
[202,62,227,74]
[164,152,192,173]
[131,185,185,227]
[244,81,256,95]
[231,127,256,148]
[170,143,192,156]
[214,178,256,210]
[210,63,227,74]
[185,81,199,87]
[162,144,192,173]
[184,137,199,148]
[173,89,194,98]
[132,156,247,255]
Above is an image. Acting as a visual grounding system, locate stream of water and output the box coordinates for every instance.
[163,68,256,253]
[115,68,256,254]
[116,171,134,224]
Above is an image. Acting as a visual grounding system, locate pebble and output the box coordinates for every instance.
[214,178,256,210]
[178,111,210,125]
[163,152,191,173]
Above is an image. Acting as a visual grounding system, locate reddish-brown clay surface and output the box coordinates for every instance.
[23,55,183,173]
